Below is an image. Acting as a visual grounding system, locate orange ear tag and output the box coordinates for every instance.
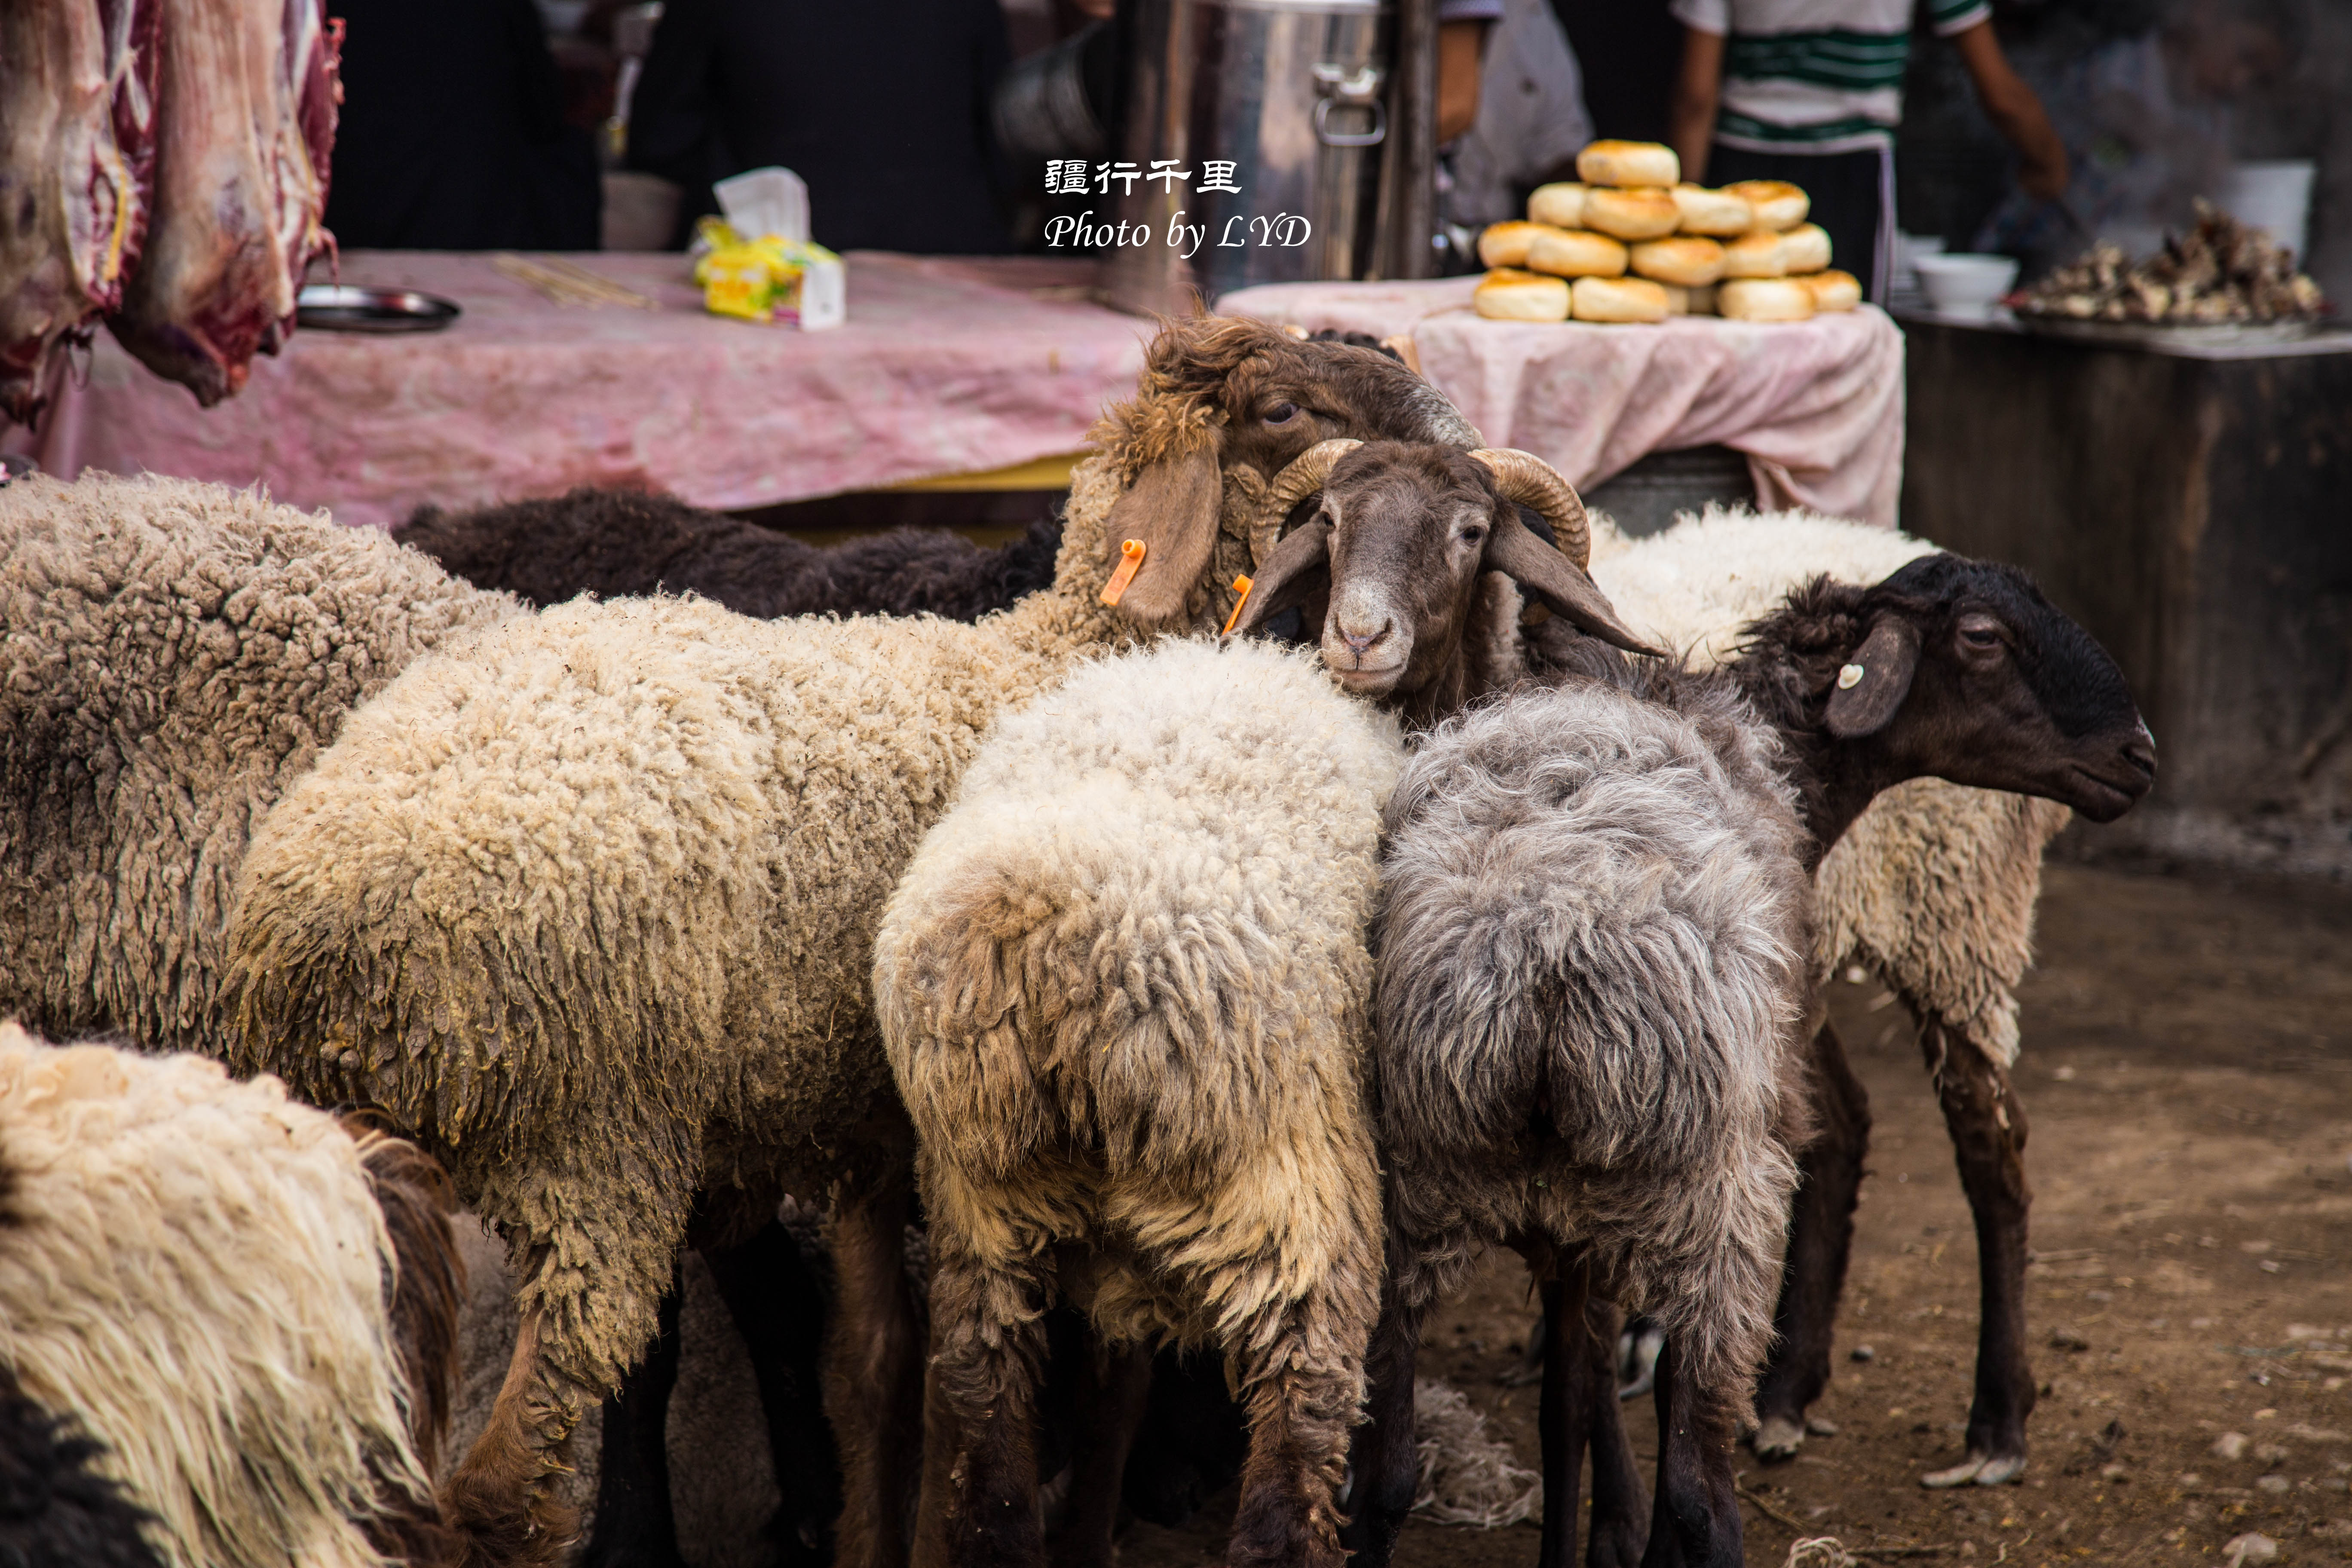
[1220,574,1256,637]
[1099,539,1147,607]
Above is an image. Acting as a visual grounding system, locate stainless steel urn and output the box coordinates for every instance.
[1101,0,1397,314]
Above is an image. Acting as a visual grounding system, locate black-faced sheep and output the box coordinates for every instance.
[0,1021,466,1568]
[213,315,1492,1568]
[393,489,1064,623]
[1242,456,2153,1567]
[1582,509,2154,1486]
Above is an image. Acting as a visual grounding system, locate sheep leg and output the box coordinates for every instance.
[704,1219,843,1565]
[1225,1291,1367,1568]
[1578,1296,1649,1568]
[1537,1263,1592,1568]
[1752,1018,1872,1461]
[1637,1341,1740,1568]
[1045,1337,1154,1568]
[926,1240,1054,1568]
[829,1162,927,1568]
[444,1296,586,1568]
[1336,1273,1422,1568]
[1919,1020,2035,1488]
[578,1256,688,1568]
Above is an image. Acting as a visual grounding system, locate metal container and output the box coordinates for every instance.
[1102,0,1393,315]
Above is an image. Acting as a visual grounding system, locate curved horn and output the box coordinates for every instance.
[1248,438,1362,567]
[1470,449,1662,658]
[1468,447,1590,567]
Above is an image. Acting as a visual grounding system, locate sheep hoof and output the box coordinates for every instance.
[1751,1415,1805,1461]
[1921,1449,2025,1489]
[1971,1452,2029,1486]
[1921,1453,1987,1488]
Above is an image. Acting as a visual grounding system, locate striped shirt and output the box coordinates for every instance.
[1671,0,1992,154]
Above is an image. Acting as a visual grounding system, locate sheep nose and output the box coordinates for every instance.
[1341,622,1389,655]
[2120,730,2157,781]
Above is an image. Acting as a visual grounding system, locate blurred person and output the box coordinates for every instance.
[1547,0,1681,144]
[1668,0,2069,299]
[627,0,1014,252]
[1443,0,1595,241]
[325,0,602,249]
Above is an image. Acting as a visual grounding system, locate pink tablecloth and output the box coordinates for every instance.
[11,253,1152,529]
[1218,277,1905,527]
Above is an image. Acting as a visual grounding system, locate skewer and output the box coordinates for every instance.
[490,253,659,310]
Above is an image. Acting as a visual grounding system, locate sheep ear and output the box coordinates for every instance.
[1228,515,1332,638]
[1824,616,1921,738]
[1484,514,1663,657]
[1102,448,1224,628]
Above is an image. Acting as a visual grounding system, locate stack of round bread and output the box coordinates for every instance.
[1475,142,1864,325]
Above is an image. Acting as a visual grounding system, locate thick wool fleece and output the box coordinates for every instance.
[1375,679,1812,1406]
[0,1023,441,1568]
[1586,506,2072,1068]
[876,639,1401,1554]
[0,472,515,1055]
[220,428,1240,1416]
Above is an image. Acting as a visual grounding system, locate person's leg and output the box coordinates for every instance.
[1706,144,1889,300]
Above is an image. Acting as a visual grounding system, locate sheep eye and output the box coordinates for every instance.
[1959,619,2003,651]
[1263,402,1301,426]
[1458,524,1488,546]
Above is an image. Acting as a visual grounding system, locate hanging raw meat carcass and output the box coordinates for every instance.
[0,0,158,424]
[107,0,340,407]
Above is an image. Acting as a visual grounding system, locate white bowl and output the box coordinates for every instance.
[1912,253,2019,321]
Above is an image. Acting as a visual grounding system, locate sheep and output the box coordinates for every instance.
[1578,507,2151,1487]
[877,639,1403,1568]
[1231,456,2153,1565]
[0,1374,165,1568]
[211,314,1494,1568]
[393,489,1064,623]
[389,333,1411,628]
[0,1020,466,1568]
[0,470,517,1057]
[1365,678,1816,1568]
[1239,463,2158,1488]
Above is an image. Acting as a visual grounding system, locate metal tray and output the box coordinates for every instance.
[296,284,461,333]
[2012,314,2324,349]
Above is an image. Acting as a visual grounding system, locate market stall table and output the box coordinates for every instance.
[1899,312,2352,876]
[8,253,1152,529]
[1218,276,1906,528]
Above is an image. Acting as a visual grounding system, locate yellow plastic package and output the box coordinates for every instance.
[690,219,846,329]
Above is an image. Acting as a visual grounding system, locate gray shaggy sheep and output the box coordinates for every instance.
[214,315,1485,1568]
[1368,677,1815,1568]
[393,489,1063,623]
[0,471,516,1056]
[0,1021,466,1568]
[875,639,1404,1568]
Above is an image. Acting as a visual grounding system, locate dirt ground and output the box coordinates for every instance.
[1117,858,2352,1568]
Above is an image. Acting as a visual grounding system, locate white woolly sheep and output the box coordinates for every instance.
[213,316,1489,1568]
[0,1021,465,1568]
[874,638,1405,1568]
[0,470,516,1056]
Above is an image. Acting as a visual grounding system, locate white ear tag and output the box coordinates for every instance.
[1837,663,1865,690]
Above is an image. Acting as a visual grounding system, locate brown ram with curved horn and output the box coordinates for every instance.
[1230,441,1658,726]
